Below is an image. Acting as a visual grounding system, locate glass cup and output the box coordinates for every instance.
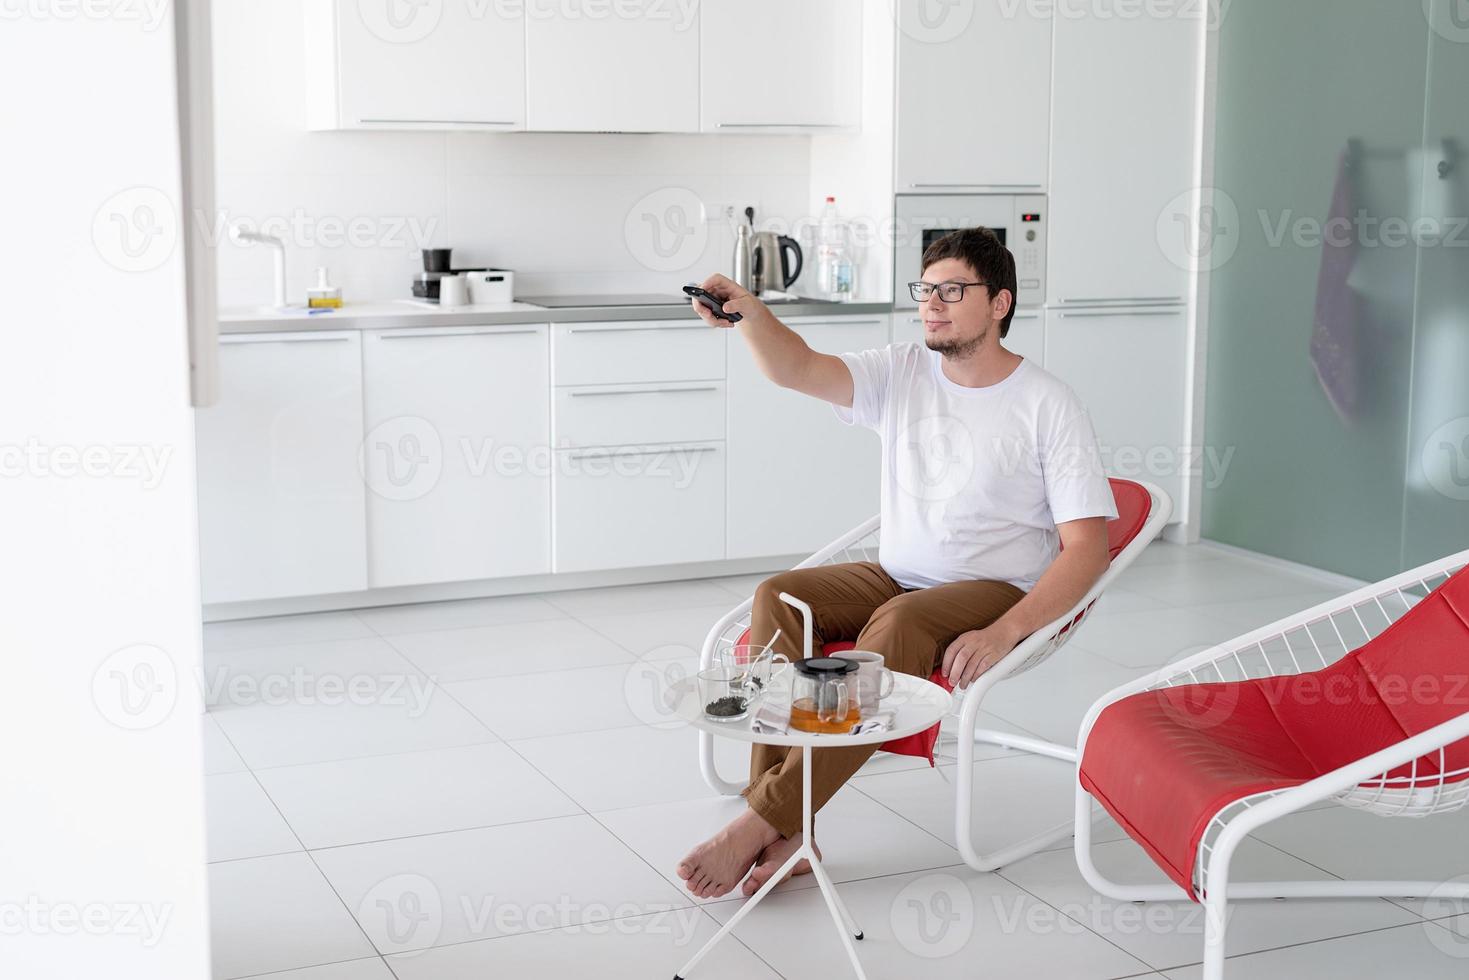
[722,641,792,699]
[698,666,752,723]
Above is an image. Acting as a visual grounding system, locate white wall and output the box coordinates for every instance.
[212,0,818,307]
[809,0,896,304]
[1,9,211,980]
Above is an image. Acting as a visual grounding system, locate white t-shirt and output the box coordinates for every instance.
[835,343,1117,592]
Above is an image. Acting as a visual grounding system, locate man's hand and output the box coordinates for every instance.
[689,274,769,329]
[942,621,1025,691]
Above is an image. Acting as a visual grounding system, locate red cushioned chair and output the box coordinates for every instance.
[698,478,1172,871]
[1075,548,1469,980]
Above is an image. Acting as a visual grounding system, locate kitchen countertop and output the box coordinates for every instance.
[219,298,894,334]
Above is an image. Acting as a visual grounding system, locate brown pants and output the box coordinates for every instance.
[741,562,1025,838]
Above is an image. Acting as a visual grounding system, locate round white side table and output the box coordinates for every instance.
[666,673,951,980]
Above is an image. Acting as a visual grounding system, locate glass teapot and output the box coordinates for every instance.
[789,657,862,735]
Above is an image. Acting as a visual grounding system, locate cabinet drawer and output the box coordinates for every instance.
[553,442,725,572]
[554,382,725,449]
[552,320,725,386]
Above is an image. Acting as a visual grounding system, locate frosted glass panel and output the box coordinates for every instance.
[1402,4,1469,567]
[1201,1,1431,581]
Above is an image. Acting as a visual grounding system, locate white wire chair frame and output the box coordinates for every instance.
[697,479,1174,872]
[1073,547,1469,980]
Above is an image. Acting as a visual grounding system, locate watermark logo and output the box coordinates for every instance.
[624,187,706,273]
[93,186,178,273]
[357,0,444,43]
[0,0,170,31]
[0,898,173,947]
[360,874,444,955]
[1421,417,1469,502]
[895,0,975,43]
[896,415,975,502]
[892,873,974,957]
[624,648,694,730]
[0,439,173,489]
[1423,875,1469,958]
[1158,186,1240,273]
[1426,0,1469,43]
[92,644,178,731]
[1156,646,1240,731]
[360,416,444,502]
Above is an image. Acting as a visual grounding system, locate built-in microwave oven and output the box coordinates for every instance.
[893,194,1047,309]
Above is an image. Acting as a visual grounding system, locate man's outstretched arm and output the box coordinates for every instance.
[690,273,854,408]
[941,516,1111,690]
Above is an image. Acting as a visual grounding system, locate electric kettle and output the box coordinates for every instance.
[751,231,803,296]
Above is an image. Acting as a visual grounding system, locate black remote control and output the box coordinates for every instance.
[683,284,743,323]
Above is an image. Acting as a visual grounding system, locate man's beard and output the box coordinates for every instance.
[926,328,986,360]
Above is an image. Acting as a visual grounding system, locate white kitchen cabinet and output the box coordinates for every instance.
[891,309,1044,366]
[526,1,699,132]
[554,443,726,573]
[1044,306,1187,514]
[196,332,368,604]
[727,316,886,559]
[699,0,859,133]
[895,0,1052,192]
[362,325,551,588]
[306,0,526,130]
[1047,11,1201,305]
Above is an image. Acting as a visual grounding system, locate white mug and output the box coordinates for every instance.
[438,273,468,307]
[839,650,895,717]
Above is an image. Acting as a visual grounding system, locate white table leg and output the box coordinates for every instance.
[674,744,868,980]
[673,845,804,980]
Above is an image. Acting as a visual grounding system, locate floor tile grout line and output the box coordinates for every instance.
[989,864,1161,978]
[366,636,615,833]
[688,903,792,980]
[360,903,709,959]
[229,953,391,979]
[1142,915,1469,974]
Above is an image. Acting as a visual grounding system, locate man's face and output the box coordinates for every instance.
[918,258,1010,358]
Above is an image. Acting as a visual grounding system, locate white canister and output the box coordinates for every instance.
[438,273,469,308]
[466,269,515,305]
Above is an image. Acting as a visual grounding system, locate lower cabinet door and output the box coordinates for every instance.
[553,442,726,573]
[195,332,368,604]
[1044,306,1187,514]
[362,326,552,587]
[727,317,887,559]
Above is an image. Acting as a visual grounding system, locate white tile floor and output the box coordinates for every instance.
[203,542,1469,979]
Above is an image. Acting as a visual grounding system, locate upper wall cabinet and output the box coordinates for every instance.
[895,0,1052,192]
[1047,12,1201,305]
[526,0,700,132]
[306,0,526,130]
[699,0,860,134]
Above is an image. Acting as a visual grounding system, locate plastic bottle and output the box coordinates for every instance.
[814,197,857,301]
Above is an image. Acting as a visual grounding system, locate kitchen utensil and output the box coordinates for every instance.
[838,650,896,716]
[788,657,860,734]
[751,231,803,296]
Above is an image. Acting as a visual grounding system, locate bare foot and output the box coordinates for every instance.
[740,832,821,897]
[676,808,782,899]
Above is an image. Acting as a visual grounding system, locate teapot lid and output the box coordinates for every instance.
[792,657,859,678]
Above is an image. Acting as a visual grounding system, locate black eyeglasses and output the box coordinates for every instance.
[908,280,988,303]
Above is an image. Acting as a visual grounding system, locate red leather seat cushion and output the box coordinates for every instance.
[1081,566,1469,900]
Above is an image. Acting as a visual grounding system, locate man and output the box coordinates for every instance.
[677,227,1117,900]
